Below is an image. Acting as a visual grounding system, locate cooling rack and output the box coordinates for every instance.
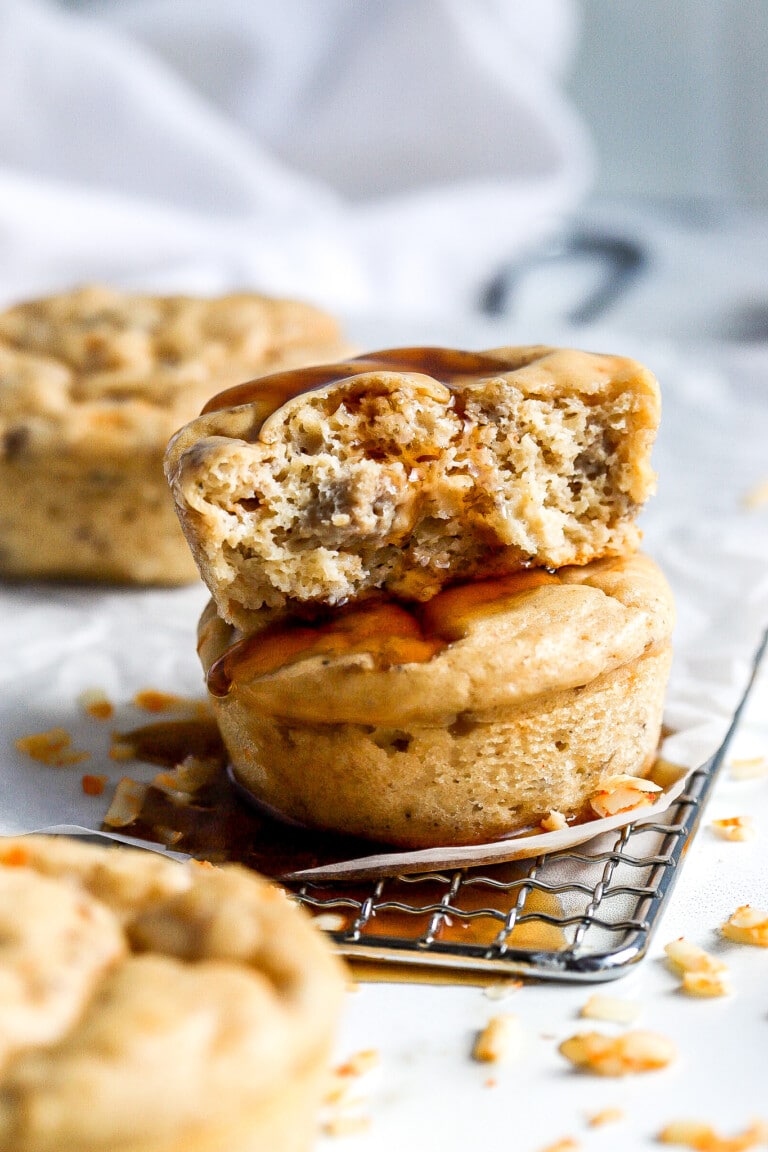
[293,629,768,982]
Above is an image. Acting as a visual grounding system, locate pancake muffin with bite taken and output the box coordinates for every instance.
[166,346,674,848]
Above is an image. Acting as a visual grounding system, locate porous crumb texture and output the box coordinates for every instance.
[169,348,660,627]
[0,836,344,1152]
[222,644,671,849]
[0,285,345,583]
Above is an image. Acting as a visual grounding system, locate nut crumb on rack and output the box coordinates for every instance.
[312,912,347,933]
[729,757,768,781]
[102,776,148,828]
[559,1030,676,1076]
[81,773,108,796]
[472,1014,524,1063]
[580,993,641,1025]
[589,774,662,819]
[14,727,90,767]
[722,906,768,947]
[541,810,567,832]
[710,816,755,842]
[77,688,114,720]
[657,1118,768,1150]
[587,1107,625,1127]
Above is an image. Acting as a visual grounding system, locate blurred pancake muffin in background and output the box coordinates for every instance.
[0,285,346,585]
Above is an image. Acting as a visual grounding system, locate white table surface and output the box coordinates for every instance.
[1,310,767,1152]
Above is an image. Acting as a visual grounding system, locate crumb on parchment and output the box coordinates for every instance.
[657,1118,768,1150]
[77,688,114,720]
[15,728,90,767]
[102,777,148,828]
[559,1030,676,1076]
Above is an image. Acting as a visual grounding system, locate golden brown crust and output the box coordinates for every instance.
[198,553,675,847]
[0,286,346,584]
[0,836,345,1152]
[166,346,661,627]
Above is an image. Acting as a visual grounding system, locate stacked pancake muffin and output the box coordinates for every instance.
[166,346,675,848]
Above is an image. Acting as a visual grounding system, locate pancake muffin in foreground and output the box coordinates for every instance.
[0,286,346,585]
[0,835,345,1152]
[166,345,674,849]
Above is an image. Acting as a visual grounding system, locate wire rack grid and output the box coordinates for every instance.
[293,629,768,982]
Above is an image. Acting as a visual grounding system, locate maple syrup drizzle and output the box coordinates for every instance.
[206,568,560,697]
[200,346,523,416]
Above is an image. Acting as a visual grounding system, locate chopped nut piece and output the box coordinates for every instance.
[81,773,108,797]
[472,1014,523,1063]
[559,1030,676,1076]
[711,816,755,842]
[102,777,148,828]
[589,774,663,819]
[77,688,114,720]
[722,905,768,947]
[664,937,727,976]
[312,912,347,933]
[580,993,641,1025]
[658,1118,768,1150]
[15,728,90,767]
[681,970,732,998]
[538,1140,580,1152]
[587,1108,625,1128]
[541,810,568,832]
[729,757,768,781]
[483,979,524,1000]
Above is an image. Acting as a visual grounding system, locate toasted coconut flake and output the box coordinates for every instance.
[102,776,148,828]
[81,773,108,797]
[472,1014,523,1063]
[559,1030,676,1076]
[681,970,732,998]
[658,1118,768,1150]
[313,912,347,933]
[580,993,641,1025]
[722,906,768,947]
[711,816,755,842]
[77,688,114,720]
[664,937,727,976]
[15,727,90,767]
[541,809,568,832]
[587,1108,625,1128]
[589,774,663,819]
[729,757,768,781]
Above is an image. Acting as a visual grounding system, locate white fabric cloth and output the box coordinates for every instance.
[0,0,591,314]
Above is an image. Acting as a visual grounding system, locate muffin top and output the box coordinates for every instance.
[0,286,344,457]
[198,552,675,726]
[0,835,344,1152]
[167,345,661,630]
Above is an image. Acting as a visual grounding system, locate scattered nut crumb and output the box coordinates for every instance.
[132,689,210,716]
[589,774,663,819]
[152,755,221,798]
[483,979,524,1000]
[580,993,641,1025]
[472,1013,523,1063]
[81,773,108,797]
[711,816,755,842]
[658,1118,768,1150]
[722,906,768,948]
[559,1030,676,1076]
[541,810,568,832]
[333,1049,380,1082]
[742,477,768,509]
[77,688,114,720]
[729,757,768,781]
[664,937,727,975]
[322,1112,371,1138]
[322,1050,379,1137]
[537,1140,580,1152]
[680,970,732,998]
[313,912,347,933]
[484,1077,497,1088]
[102,777,148,828]
[587,1108,625,1128]
[15,728,90,767]
[108,736,136,762]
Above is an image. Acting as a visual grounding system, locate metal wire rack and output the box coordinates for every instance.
[293,630,768,982]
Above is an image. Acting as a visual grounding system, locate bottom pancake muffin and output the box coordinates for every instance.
[198,553,675,849]
[0,836,345,1152]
